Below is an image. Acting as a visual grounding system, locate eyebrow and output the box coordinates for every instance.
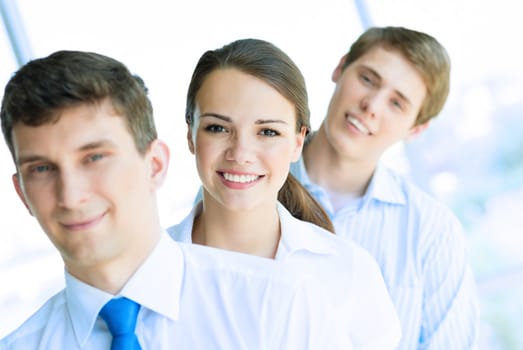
[16,155,49,167]
[393,89,412,106]
[16,140,117,167]
[200,112,289,125]
[360,65,412,106]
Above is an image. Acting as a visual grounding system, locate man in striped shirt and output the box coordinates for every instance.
[290,26,479,349]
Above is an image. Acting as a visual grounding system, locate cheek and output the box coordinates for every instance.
[269,154,292,189]
[23,183,53,215]
[110,169,152,215]
[382,118,414,138]
[99,160,149,198]
[336,76,359,99]
[261,141,289,155]
[263,142,296,166]
[328,89,344,113]
[194,140,221,173]
[195,132,217,153]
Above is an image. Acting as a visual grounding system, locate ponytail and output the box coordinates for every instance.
[278,173,335,233]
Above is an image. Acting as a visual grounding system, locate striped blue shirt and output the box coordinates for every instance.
[290,157,480,350]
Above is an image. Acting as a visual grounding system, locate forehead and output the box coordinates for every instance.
[351,47,426,103]
[12,100,131,160]
[355,47,423,79]
[195,68,295,121]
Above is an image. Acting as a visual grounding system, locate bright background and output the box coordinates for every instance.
[1,1,522,348]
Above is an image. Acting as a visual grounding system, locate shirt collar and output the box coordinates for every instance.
[364,165,407,205]
[65,232,184,346]
[292,156,406,206]
[65,272,112,347]
[168,201,202,243]
[171,201,336,260]
[275,202,337,258]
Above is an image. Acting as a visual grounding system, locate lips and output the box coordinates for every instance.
[346,113,372,135]
[60,211,106,231]
[220,172,262,184]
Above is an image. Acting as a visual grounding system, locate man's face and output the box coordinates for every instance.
[11,99,166,279]
[323,46,428,164]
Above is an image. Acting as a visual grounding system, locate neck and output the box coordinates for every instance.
[193,197,280,259]
[304,126,377,197]
[66,218,163,295]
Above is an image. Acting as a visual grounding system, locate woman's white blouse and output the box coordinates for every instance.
[168,202,402,349]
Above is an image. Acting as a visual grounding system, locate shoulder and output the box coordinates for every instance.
[292,218,401,347]
[1,291,66,348]
[383,167,462,228]
[286,213,381,278]
[288,211,364,252]
[383,167,467,254]
[386,168,454,212]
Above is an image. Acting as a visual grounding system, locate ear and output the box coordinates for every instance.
[291,126,307,162]
[407,120,430,140]
[332,54,348,83]
[12,173,33,215]
[187,124,195,155]
[147,140,170,189]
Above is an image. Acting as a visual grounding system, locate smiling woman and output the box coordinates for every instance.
[167,37,402,348]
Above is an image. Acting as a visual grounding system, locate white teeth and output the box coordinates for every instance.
[348,116,370,134]
[223,173,259,183]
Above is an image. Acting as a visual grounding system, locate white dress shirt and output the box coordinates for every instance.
[2,232,363,349]
[291,158,480,350]
[168,202,402,349]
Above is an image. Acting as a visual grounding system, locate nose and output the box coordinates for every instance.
[359,92,380,119]
[225,132,255,164]
[57,168,89,209]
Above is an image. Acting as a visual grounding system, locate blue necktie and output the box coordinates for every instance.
[99,297,142,350]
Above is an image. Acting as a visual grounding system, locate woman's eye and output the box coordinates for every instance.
[259,129,279,137]
[204,124,227,133]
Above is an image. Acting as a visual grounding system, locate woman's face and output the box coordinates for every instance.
[188,68,306,212]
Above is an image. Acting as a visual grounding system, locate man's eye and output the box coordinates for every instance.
[360,73,374,86]
[391,99,403,110]
[32,164,51,173]
[87,153,105,162]
[25,164,56,178]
